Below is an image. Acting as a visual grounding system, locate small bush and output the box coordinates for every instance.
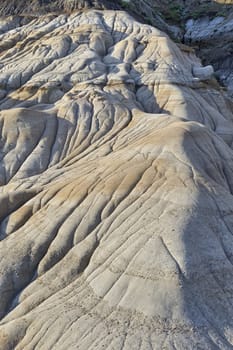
[163,4,183,24]
[121,0,131,10]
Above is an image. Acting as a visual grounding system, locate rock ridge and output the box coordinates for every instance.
[0,9,233,350]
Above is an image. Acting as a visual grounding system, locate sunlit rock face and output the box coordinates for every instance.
[0,10,233,349]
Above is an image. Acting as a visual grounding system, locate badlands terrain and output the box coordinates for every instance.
[0,2,233,350]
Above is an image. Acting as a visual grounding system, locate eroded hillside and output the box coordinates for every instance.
[0,9,233,350]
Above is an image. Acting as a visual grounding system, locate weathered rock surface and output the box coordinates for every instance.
[184,10,233,95]
[0,0,121,15]
[0,9,233,350]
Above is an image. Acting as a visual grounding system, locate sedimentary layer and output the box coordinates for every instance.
[0,10,233,349]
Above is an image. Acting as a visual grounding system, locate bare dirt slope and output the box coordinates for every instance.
[0,10,233,350]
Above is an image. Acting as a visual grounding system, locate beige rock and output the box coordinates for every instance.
[0,9,233,350]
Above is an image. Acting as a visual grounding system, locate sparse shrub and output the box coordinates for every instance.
[145,16,153,25]
[163,4,183,24]
[121,0,131,10]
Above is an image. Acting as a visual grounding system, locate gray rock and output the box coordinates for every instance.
[192,64,214,80]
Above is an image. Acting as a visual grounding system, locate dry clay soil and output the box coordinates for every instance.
[0,10,233,350]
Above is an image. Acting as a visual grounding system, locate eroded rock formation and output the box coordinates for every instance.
[185,12,233,96]
[0,9,233,349]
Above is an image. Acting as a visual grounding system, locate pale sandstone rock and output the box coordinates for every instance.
[0,10,233,350]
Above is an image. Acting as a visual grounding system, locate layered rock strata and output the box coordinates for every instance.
[185,13,233,96]
[0,10,233,349]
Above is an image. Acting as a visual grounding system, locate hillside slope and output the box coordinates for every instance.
[0,10,233,349]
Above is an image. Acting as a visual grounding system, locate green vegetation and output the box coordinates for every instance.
[188,4,227,20]
[118,0,229,33]
[162,4,183,24]
[121,0,131,10]
[145,16,153,25]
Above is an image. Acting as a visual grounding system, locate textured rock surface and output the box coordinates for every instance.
[184,12,233,96]
[0,0,121,15]
[1,9,233,350]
